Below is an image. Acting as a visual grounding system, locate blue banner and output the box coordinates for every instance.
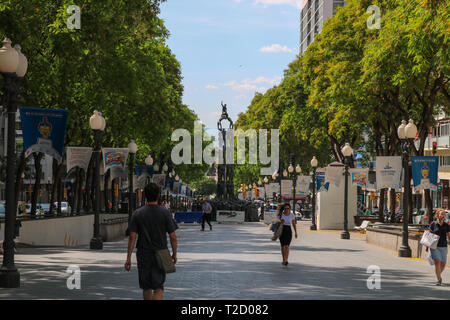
[173,182,180,194]
[135,165,153,177]
[20,107,68,162]
[316,171,330,192]
[165,177,174,190]
[412,156,438,190]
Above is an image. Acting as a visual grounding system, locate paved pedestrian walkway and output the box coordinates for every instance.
[0,221,448,299]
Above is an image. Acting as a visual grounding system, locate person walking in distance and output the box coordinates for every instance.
[201,199,213,231]
[426,209,450,286]
[125,183,178,300]
[278,203,297,266]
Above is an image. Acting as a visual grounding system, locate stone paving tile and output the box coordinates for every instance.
[0,221,448,300]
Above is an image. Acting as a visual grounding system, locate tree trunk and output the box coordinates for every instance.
[389,188,396,223]
[408,165,413,224]
[111,178,116,213]
[424,189,432,225]
[85,158,94,211]
[378,188,386,222]
[57,179,62,215]
[14,151,26,216]
[49,158,64,215]
[31,153,44,217]
[104,169,110,213]
[77,168,83,214]
[73,167,80,214]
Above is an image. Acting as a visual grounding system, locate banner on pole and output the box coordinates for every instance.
[20,107,69,163]
[173,182,180,194]
[376,156,402,190]
[152,174,166,187]
[281,179,292,197]
[349,169,369,187]
[325,166,343,187]
[102,148,129,173]
[66,147,93,173]
[316,170,329,192]
[296,176,310,195]
[135,165,153,177]
[412,156,438,191]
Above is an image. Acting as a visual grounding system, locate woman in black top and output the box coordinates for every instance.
[426,209,450,286]
[277,203,298,266]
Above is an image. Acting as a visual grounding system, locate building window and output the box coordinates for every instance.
[433,122,450,137]
[440,122,450,137]
[439,156,450,167]
[333,0,346,14]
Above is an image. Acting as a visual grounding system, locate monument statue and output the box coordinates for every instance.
[217,102,234,200]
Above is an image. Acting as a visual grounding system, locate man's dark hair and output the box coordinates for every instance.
[145,183,161,202]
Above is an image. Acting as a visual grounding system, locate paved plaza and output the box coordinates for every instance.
[0,221,449,300]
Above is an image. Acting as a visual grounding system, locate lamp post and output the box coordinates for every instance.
[145,154,153,188]
[397,119,417,257]
[272,171,278,202]
[0,38,27,288]
[127,139,137,234]
[175,174,180,210]
[310,156,318,230]
[89,110,105,250]
[288,153,301,214]
[263,176,269,203]
[341,143,353,240]
[163,161,169,202]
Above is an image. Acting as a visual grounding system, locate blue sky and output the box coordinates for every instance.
[160,0,302,139]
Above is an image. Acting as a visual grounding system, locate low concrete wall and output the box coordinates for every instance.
[18,215,94,247]
[366,227,428,259]
[99,214,129,242]
[3,213,130,247]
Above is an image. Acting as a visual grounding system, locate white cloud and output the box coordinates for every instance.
[260,44,295,53]
[204,76,282,93]
[222,76,282,92]
[205,84,219,90]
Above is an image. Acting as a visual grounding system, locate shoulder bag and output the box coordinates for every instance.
[420,230,440,250]
[137,211,176,274]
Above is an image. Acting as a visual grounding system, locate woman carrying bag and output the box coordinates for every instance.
[426,209,450,286]
[277,203,297,266]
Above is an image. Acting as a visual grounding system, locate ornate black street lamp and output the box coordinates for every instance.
[263,176,269,203]
[310,156,318,230]
[0,38,27,288]
[397,119,417,257]
[89,110,105,250]
[341,143,353,240]
[127,139,137,234]
[288,153,301,215]
[162,161,169,201]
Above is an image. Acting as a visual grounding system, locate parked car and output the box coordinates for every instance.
[412,208,427,224]
[54,202,71,215]
[39,203,51,215]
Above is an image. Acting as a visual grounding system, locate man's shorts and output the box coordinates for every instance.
[136,249,166,290]
[430,247,448,263]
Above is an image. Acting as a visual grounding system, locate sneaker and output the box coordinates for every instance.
[201,229,204,232]
[436,280,442,286]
